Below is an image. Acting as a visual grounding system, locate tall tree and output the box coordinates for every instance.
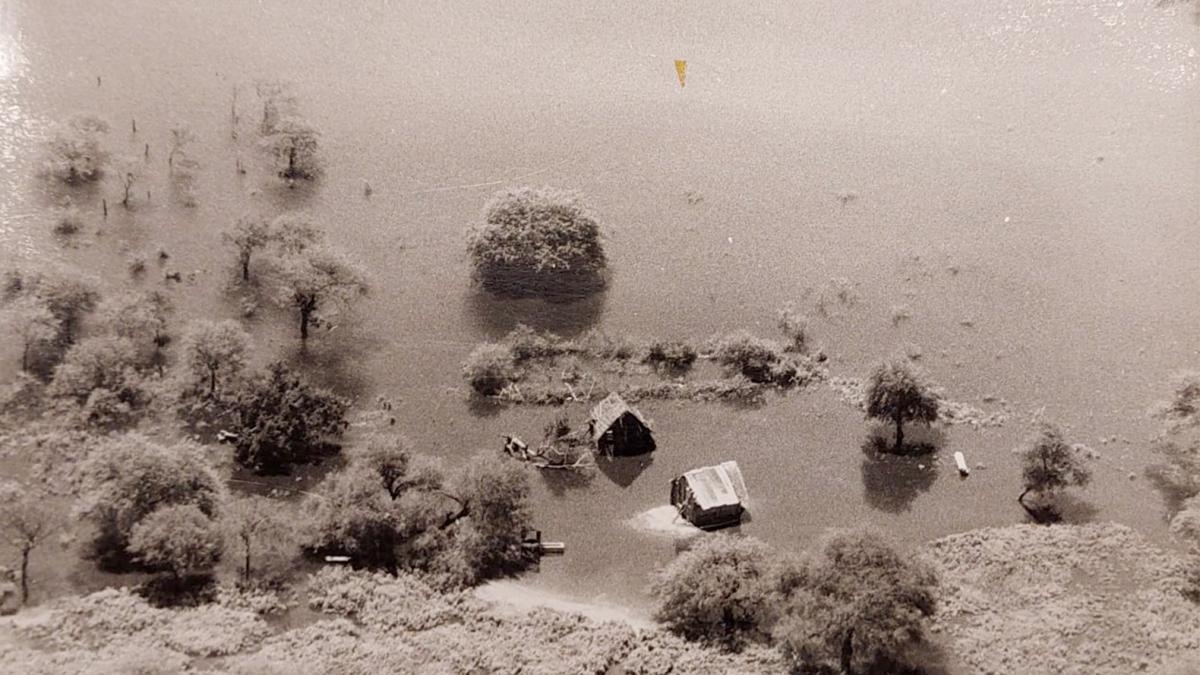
[178,320,250,398]
[231,362,350,474]
[3,296,61,372]
[222,496,295,584]
[271,244,366,341]
[863,360,940,452]
[222,214,271,282]
[0,482,58,604]
[775,529,938,674]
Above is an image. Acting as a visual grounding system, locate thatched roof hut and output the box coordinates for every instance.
[589,392,654,456]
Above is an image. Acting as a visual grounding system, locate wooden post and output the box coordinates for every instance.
[131,118,136,134]
[102,199,108,218]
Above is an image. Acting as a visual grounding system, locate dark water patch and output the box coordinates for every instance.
[464,287,607,339]
[860,449,940,514]
[596,453,654,488]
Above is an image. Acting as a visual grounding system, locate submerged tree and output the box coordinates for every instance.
[270,244,367,341]
[230,362,350,474]
[462,343,519,395]
[777,303,810,354]
[0,482,58,605]
[41,115,110,184]
[263,117,321,181]
[466,187,607,297]
[775,529,938,674]
[863,360,940,453]
[178,320,250,399]
[4,268,100,346]
[49,336,148,425]
[3,296,61,372]
[222,214,271,282]
[1017,423,1092,518]
[303,446,533,583]
[95,290,172,370]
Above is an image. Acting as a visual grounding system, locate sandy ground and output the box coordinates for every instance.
[474,579,655,629]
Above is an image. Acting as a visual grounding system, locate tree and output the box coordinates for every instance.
[1017,424,1092,516]
[41,115,109,184]
[462,344,518,395]
[128,504,222,579]
[230,362,350,474]
[270,244,367,341]
[302,444,533,583]
[651,535,786,649]
[777,303,810,354]
[263,116,321,180]
[269,213,323,254]
[3,296,61,372]
[4,268,100,346]
[863,360,940,453]
[1157,371,1200,432]
[775,529,938,674]
[115,155,144,209]
[0,482,58,604]
[178,320,250,398]
[96,290,172,371]
[222,214,271,282]
[78,435,223,570]
[222,496,295,584]
[466,187,607,296]
[48,336,147,424]
[441,453,534,582]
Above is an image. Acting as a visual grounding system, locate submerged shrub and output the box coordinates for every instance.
[643,340,697,372]
[53,208,85,236]
[713,332,788,385]
[463,343,519,395]
[466,187,606,297]
[41,115,110,184]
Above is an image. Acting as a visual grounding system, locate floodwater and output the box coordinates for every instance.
[0,1,1197,611]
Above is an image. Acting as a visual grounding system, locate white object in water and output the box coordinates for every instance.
[954,451,970,477]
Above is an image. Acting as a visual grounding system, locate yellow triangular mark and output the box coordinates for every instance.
[674,59,687,88]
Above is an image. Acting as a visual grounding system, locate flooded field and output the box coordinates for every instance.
[1,0,1197,611]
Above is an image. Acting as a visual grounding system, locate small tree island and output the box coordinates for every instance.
[466,186,607,298]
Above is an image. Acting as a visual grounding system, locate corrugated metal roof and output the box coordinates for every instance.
[681,461,746,510]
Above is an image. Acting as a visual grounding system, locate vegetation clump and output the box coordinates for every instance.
[463,343,520,395]
[466,187,606,297]
[711,331,804,386]
[229,362,349,474]
[643,339,697,372]
[41,115,110,184]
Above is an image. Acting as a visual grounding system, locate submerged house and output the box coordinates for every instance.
[589,392,655,456]
[670,461,749,530]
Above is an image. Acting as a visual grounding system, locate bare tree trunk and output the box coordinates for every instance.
[210,369,218,397]
[300,308,310,341]
[894,412,904,453]
[20,547,30,605]
[840,628,854,674]
[21,342,29,372]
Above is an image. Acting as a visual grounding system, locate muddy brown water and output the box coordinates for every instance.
[0,1,1197,612]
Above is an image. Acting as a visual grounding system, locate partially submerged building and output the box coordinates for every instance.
[589,392,655,456]
[670,461,749,530]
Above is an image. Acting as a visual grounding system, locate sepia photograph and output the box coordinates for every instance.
[0,1,1198,673]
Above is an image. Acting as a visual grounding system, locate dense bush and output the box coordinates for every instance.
[78,435,224,570]
[49,336,148,426]
[643,339,697,372]
[713,331,797,385]
[128,504,223,578]
[462,343,519,395]
[230,362,350,474]
[466,187,606,296]
[651,535,792,650]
